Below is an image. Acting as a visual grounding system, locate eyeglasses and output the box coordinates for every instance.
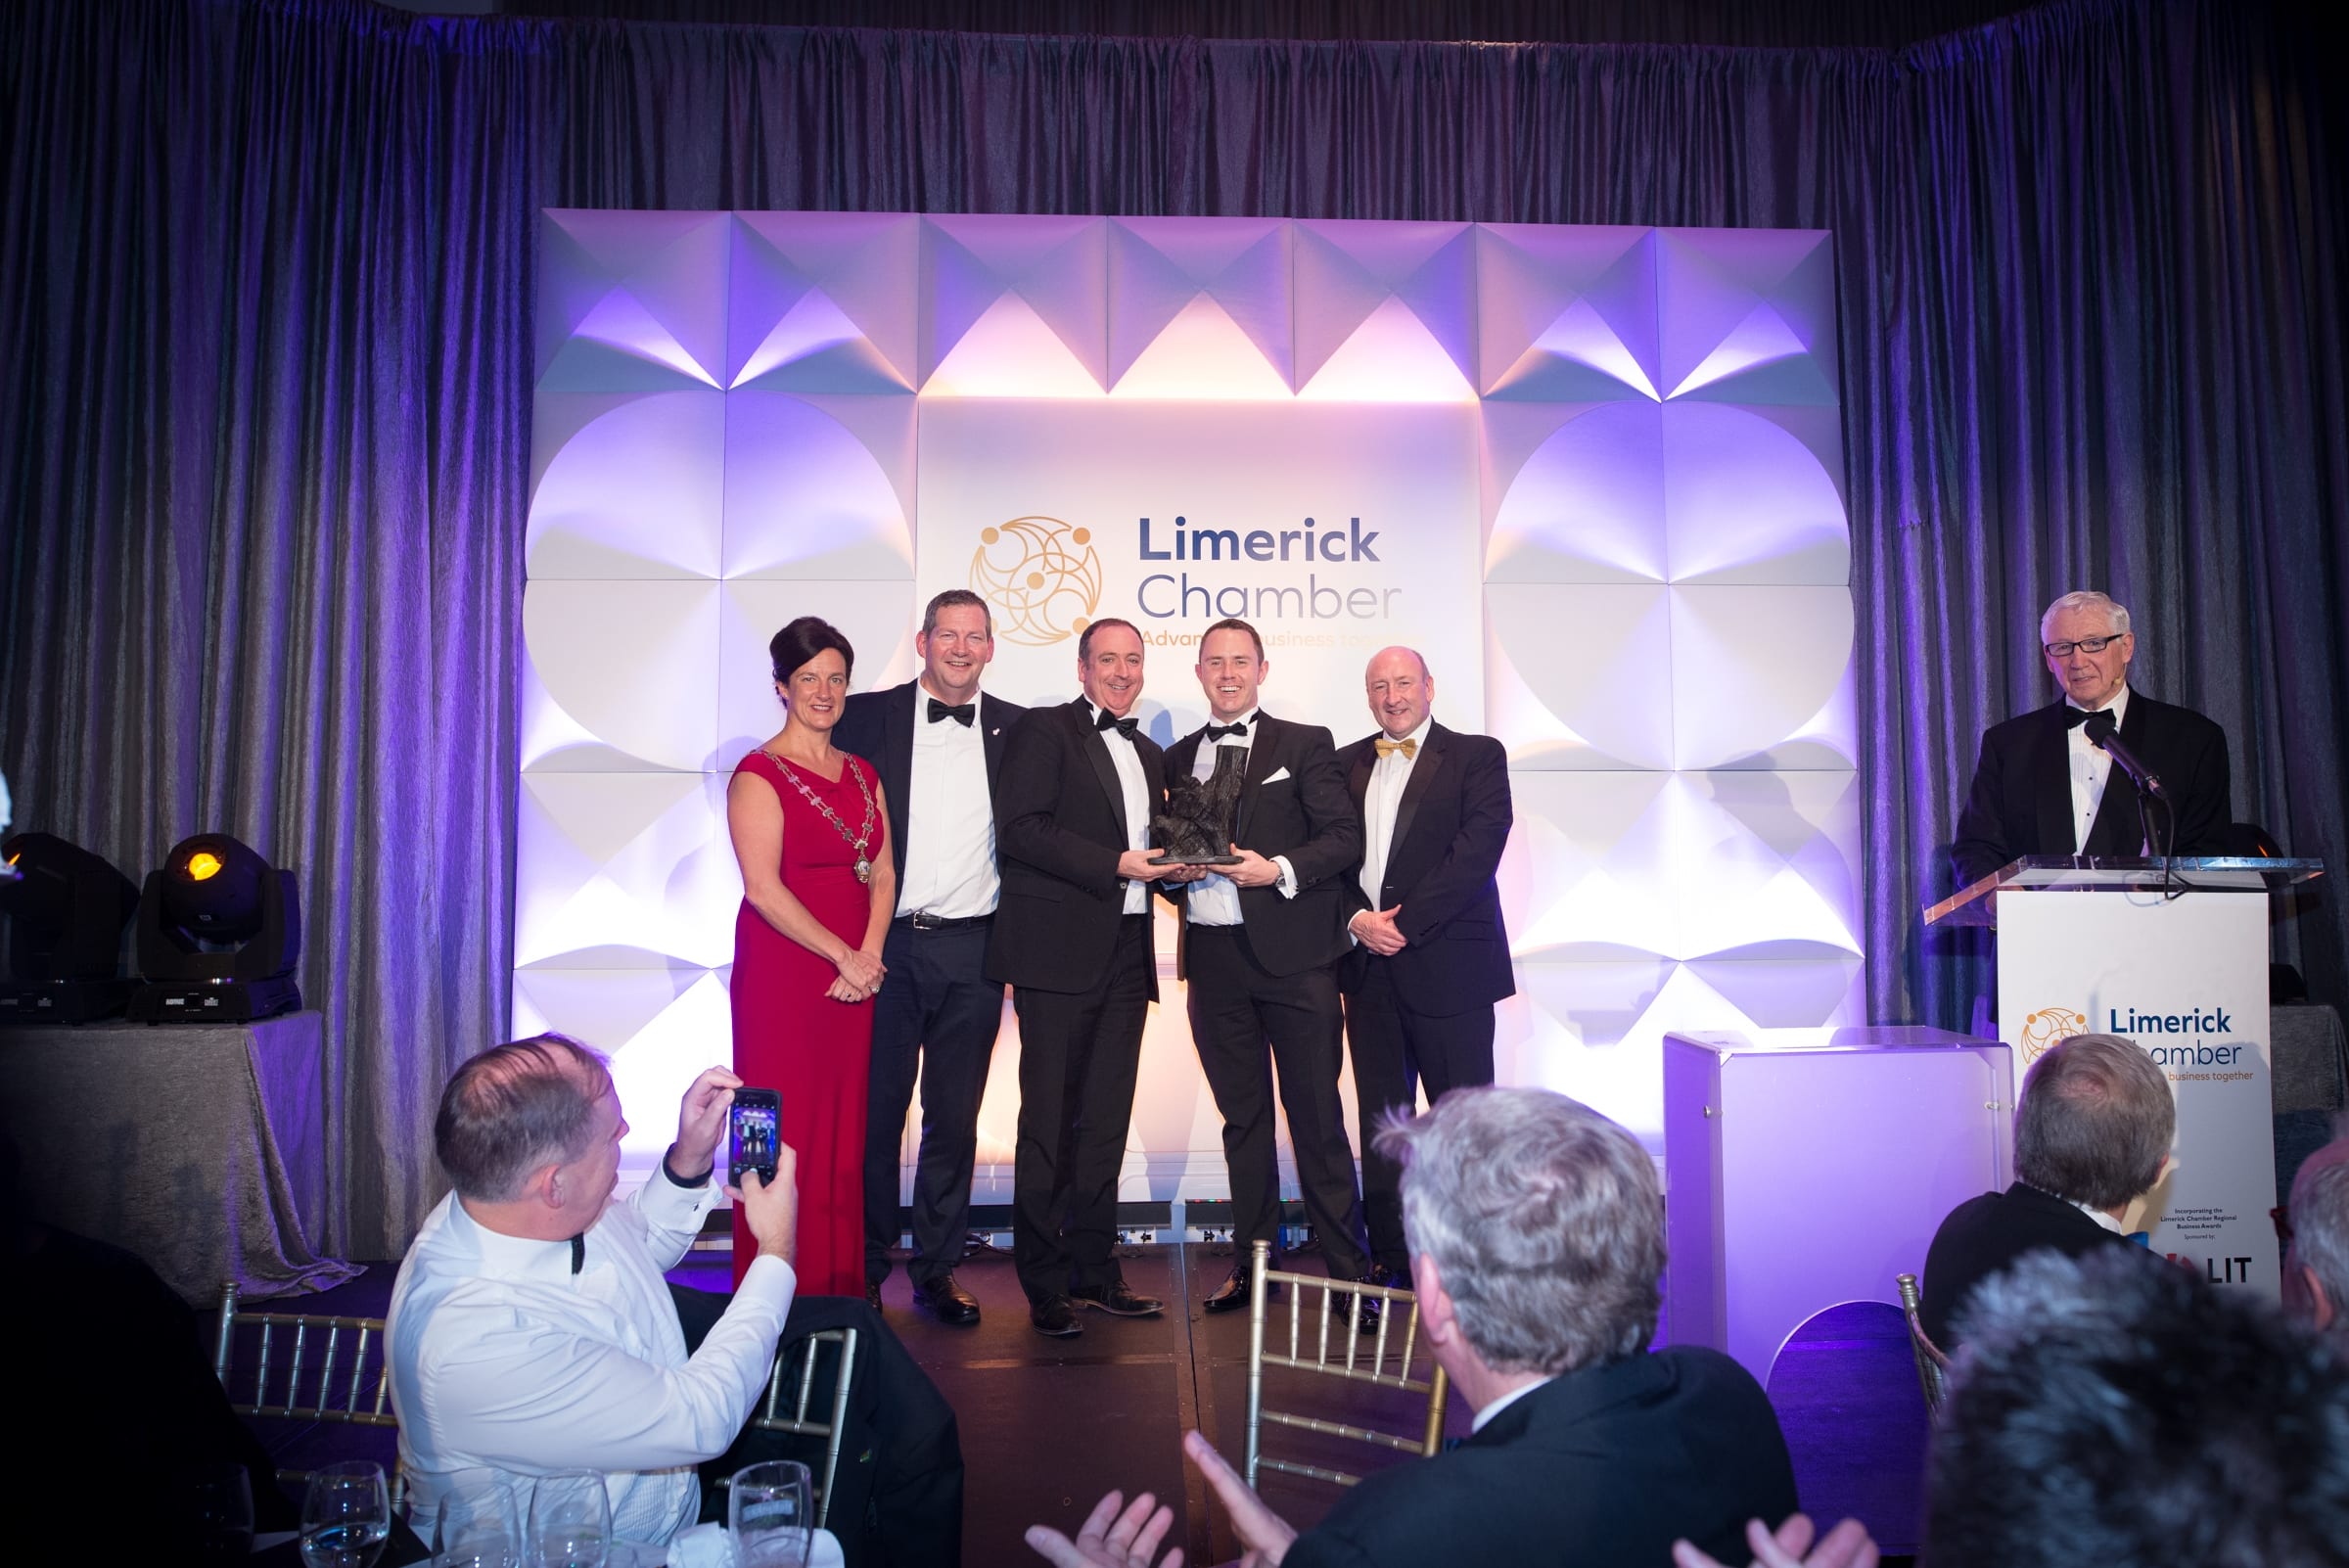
[2044,634,2124,658]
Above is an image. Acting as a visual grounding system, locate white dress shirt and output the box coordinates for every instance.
[2065,684,2132,853]
[1183,709,1297,925]
[1359,714,1432,907]
[1088,700,1152,915]
[1471,1373,1555,1434]
[387,1167,797,1545]
[895,686,999,919]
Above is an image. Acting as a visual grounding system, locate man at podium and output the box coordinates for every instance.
[1951,589,2232,888]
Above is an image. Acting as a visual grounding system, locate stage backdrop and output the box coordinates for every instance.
[518,211,1857,1201]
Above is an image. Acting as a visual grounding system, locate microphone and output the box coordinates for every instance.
[2082,710,2169,801]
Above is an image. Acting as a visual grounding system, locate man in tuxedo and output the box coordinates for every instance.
[1029,1088,1801,1568]
[1919,1032,2173,1350]
[1951,589,2232,889]
[986,618,1188,1338]
[1337,646,1515,1283]
[1166,618,1372,1313]
[833,589,1028,1327]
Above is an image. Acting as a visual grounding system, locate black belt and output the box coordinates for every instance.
[896,910,992,932]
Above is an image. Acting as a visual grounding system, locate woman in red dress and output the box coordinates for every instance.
[725,617,895,1294]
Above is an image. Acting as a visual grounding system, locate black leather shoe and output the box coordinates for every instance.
[1202,1264,1270,1314]
[1366,1262,1408,1291]
[911,1271,982,1326]
[1030,1295,1084,1338]
[864,1280,883,1312]
[1349,1279,1385,1335]
[1070,1280,1166,1316]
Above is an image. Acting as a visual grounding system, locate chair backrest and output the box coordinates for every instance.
[1896,1271,1952,1416]
[213,1281,396,1428]
[1243,1238,1450,1490]
[743,1325,859,1530]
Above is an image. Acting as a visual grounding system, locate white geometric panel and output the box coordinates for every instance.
[720,392,915,580]
[715,579,917,763]
[521,579,721,773]
[1485,583,1675,769]
[530,392,727,580]
[1660,402,1849,585]
[539,209,733,392]
[1667,585,1857,770]
[1668,770,1863,962]
[511,966,737,1176]
[1483,401,1666,583]
[514,771,738,970]
[1500,771,1679,962]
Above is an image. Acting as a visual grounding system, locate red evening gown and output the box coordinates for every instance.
[729,748,878,1295]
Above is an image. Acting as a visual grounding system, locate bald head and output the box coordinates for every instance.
[1364,646,1433,739]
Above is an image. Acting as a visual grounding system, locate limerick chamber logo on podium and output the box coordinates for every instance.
[970,516,1102,647]
[2019,1006,2090,1063]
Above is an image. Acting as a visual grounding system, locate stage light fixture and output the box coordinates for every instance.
[0,832,143,1024]
[127,833,303,1023]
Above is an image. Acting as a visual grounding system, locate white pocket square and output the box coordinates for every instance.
[1262,766,1292,784]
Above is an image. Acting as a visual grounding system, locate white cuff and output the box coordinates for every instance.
[1273,854,1298,899]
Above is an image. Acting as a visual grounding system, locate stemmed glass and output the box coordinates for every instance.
[728,1460,812,1568]
[299,1461,392,1568]
[433,1482,524,1568]
[528,1470,612,1568]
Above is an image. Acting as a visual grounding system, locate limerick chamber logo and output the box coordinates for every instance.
[970,516,1102,647]
[2019,1006,2090,1064]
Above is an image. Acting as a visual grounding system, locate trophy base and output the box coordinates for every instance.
[1149,853,1242,866]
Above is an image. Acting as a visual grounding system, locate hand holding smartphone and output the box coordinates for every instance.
[727,1087,782,1187]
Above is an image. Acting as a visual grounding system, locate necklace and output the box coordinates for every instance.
[763,750,878,885]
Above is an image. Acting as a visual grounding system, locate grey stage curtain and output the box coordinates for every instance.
[4,0,2342,1249]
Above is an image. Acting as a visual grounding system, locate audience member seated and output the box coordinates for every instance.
[387,1036,801,1545]
[2285,1128,2349,1334]
[1028,1086,1800,1568]
[1927,1247,2349,1565]
[1919,1032,2172,1350]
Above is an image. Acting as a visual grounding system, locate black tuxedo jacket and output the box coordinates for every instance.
[1950,692,2231,889]
[1918,1180,2145,1350]
[984,699,1165,997]
[831,681,1029,885]
[1163,712,1361,978]
[1287,1347,1798,1568]
[1335,721,1516,1013]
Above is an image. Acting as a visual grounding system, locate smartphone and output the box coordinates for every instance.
[727,1087,782,1187]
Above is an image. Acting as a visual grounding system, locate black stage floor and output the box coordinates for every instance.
[264,1242,1928,1566]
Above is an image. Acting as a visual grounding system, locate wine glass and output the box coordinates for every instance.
[728,1460,811,1568]
[433,1482,524,1568]
[299,1461,391,1568]
[527,1470,611,1568]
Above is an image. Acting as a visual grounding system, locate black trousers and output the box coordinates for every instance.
[863,918,1003,1288]
[1008,913,1154,1304]
[1186,923,1370,1280]
[1343,958,1497,1271]
[670,1285,964,1568]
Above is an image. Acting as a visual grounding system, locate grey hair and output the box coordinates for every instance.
[434,1034,614,1201]
[1929,1248,2349,1567]
[2039,589,2132,640]
[2013,1034,2175,1210]
[2294,1159,2349,1332]
[920,588,993,638]
[1375,1086,1664,1375]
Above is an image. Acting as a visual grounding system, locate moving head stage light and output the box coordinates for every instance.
[0,833,143,1023]
[129,834,303,1023]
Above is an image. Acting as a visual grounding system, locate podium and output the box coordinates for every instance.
[1925,856,2326,1300]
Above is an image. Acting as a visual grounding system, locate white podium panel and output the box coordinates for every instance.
[1663,1028,2012,1384]
[1996,889,2279,1298]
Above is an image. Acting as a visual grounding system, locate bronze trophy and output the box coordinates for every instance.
[1150,745,1246,866]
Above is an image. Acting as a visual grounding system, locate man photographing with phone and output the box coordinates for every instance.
[387,1036,800,1545]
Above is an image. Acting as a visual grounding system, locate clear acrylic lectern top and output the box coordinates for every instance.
[1923,855,2326,928]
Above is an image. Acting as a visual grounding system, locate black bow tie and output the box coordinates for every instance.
[2065,705,2106,729]
[1095,710,1139,738]
[569,1233,585,1275]
[1205,720,1250,740]
[928,698,976,727]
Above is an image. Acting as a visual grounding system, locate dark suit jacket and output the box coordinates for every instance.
[1163,712,1361,978]
[1286,1347,1799,1568]
[1336,721,1516,1014]
[1918,1181,2144,1349]
[831,681,1028,886]
[984,699,1165,997]
[1950,692,2232,888]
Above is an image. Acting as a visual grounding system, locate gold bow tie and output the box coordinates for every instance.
[1374,737,1417,760]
